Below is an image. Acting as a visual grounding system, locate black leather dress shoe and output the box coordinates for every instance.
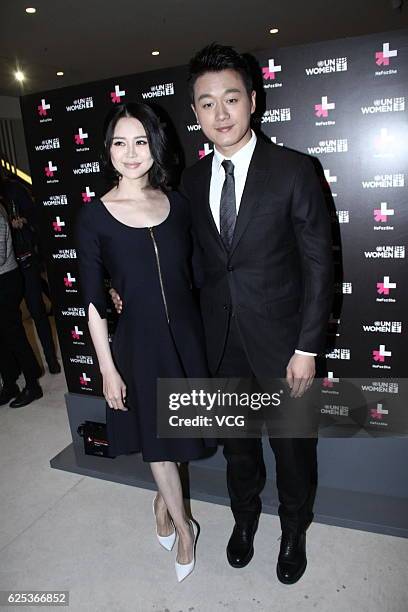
[0,384,19,406]
[47,358,61,374]
[226,516,259,568]
[9,385,43,408]
[276,531,307,585]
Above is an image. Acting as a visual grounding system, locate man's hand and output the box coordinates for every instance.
[286,353,315,398]
[109,288,123,314]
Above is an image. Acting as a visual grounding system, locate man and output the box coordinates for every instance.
[112,43,333,584]
[181,44,333,584]
[0,203,43,408]
[0,172,60,374]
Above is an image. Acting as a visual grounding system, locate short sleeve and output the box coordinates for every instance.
[75,206,107,320]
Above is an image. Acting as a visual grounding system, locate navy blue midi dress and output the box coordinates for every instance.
[76,191,214,461]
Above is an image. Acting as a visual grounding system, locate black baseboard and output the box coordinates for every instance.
[50,443,408,539]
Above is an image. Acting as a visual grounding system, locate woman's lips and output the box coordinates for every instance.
[124,163,141,168]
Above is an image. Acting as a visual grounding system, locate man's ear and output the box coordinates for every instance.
[250,90,256,115]
[191,103,199,123]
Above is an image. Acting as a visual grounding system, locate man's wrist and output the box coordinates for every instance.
[295,349,317,357]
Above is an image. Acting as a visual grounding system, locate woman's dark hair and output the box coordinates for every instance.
[188,43,253,104]
[102,102,173,190]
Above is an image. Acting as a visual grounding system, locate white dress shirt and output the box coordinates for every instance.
[209,131,316,358]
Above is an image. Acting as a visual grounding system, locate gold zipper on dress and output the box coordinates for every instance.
[149,227,170,324]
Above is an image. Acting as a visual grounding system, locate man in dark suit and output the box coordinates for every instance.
[181,44,333,584]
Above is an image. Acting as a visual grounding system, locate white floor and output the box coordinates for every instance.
[0,318,407,612]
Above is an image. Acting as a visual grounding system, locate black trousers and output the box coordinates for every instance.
[21,260,57,364]
[0,268,42,388]
[216,316,318,535]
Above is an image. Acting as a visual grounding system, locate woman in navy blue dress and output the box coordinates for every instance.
[76,103,212,582]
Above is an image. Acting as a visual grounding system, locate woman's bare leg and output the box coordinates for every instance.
[150,461,194,564]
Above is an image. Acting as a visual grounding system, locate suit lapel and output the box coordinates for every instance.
[229,139,270,256]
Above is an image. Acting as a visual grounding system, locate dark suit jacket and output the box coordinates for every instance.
[181,138,333,378]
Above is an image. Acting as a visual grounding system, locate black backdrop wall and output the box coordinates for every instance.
[20,29,407,397]
[19,29,408,534]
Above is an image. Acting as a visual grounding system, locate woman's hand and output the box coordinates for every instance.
[109,288,123,314]
[102,366,127,410]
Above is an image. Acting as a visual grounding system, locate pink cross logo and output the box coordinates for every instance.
[374,202,394,222]
[372,345,391,363]
[199,143,213,159]
[74,128,88,145]
[376,276,396,295]
[322,371,339,388]
[44,161,57,177]
[63,272,75,287]
[110,84,125,103]
[370,403,388,420]
[375,42,397,66]
[370,407,383,420]
[262,59,282,80]
[71,325,83,340]
[79,373,91,386]
[81,186,95,203]
[52,217,65,232]
[315,96,335,118]
[37,98,50,116]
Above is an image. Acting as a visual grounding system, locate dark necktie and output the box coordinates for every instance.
[219,159,236,250]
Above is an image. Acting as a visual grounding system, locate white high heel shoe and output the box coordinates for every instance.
[175,520,198,583]
[152,496,176,551]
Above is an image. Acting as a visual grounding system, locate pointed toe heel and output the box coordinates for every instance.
[175,520,198,583]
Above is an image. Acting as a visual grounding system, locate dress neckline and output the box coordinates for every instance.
[97,194,171,229]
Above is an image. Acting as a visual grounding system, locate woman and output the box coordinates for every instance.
[76,102,213,582]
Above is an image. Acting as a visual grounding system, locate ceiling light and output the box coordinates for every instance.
[25,7,36,13]
[56,71,64,76]
[15,70,25,82]
[269,28,279,34]
[152,50,160,56]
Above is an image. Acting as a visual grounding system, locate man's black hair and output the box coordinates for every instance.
[188,43,253,103]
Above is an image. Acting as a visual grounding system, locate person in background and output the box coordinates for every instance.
[0,171,60,374]
[0,202,43,408]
